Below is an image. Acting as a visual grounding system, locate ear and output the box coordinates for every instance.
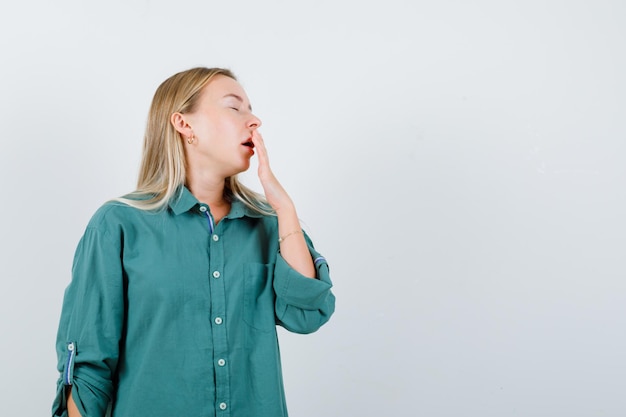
[171,112,193,137]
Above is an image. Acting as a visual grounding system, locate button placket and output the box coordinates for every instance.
[207,210,230,414]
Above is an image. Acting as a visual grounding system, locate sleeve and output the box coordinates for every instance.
[52,224,124,417]
[273,233,336,334]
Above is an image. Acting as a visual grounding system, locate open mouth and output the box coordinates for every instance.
[242,140,255,148]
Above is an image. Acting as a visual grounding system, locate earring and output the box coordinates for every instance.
[187,134,195,144]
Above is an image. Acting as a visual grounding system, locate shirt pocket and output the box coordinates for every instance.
[243,262,276,332]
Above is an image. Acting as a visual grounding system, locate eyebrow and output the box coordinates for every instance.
[223,93,252,111]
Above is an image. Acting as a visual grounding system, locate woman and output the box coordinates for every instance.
[52,67,335,417]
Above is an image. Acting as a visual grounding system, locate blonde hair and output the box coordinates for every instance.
[117,67,273,215]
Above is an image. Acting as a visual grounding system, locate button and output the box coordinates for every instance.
[199,206,207,212]
[213,271,221,278]
[213,234,219,241]
[219,402,227,410]
[215,317,223,325]
[218,359,226,366]
[67,343,75,351]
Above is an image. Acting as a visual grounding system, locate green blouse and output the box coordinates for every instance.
[52,187,335,417]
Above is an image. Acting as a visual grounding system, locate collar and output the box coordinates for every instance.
[169,186,265,219]
[168,186,199,215]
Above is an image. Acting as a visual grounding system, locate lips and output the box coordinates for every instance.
[241,138,255,156]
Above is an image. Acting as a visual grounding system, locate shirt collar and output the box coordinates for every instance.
[169,186,265,219]
[169,187,199,215]
[226,200,264,219]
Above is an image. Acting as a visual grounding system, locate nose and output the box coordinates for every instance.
[247,114,262,129]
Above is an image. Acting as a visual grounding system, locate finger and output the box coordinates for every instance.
[251,128,260,142]
[251,129,265,150]
[252,130,270,166]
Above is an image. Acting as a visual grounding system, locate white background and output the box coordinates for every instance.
[1,1,625,416]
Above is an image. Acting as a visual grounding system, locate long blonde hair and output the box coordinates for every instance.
[117,67,273,215]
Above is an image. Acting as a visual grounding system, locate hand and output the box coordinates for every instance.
[250,130,294,213]
[251,130,315,278]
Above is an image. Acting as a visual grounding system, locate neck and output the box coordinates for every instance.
[186,170,228,207]
[186,159,225,197]
[187,172,230,223]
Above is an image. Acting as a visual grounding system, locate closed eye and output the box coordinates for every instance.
[222,93,252,111]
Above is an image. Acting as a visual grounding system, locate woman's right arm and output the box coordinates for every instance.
[53,217,124,417]
[67,389,81,417]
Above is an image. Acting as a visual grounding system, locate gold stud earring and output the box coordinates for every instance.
[187,134,195,144]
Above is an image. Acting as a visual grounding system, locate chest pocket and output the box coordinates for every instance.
[243,262,276,332]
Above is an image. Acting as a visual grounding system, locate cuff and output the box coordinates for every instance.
[273,251,333,310]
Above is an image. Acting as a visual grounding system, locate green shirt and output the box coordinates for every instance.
[52,187,335,417]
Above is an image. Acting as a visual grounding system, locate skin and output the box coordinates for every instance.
[67,75,315,417]
[66,389,78,416]
[171,75,316,278]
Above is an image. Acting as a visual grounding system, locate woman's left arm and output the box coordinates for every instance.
[251,130,316,278]
[251,130,335,333]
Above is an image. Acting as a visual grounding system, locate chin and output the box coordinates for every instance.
[229,162,251,177]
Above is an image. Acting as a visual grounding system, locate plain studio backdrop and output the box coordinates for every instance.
[1,1,624,416]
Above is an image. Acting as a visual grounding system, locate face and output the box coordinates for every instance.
[180,75,262,177]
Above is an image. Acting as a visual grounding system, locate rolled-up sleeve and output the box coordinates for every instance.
[273,237,336,334]
[52,223,124,417]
